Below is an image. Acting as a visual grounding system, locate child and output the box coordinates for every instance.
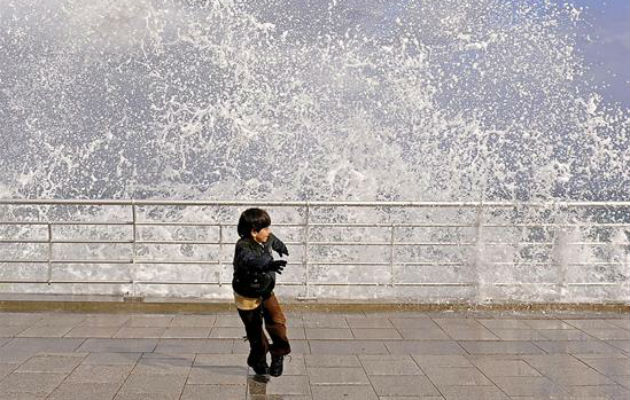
[232,208,291,377]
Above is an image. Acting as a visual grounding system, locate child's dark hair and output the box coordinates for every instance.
[237,208,271,238]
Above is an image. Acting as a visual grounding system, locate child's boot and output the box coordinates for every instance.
[270,355,284,377]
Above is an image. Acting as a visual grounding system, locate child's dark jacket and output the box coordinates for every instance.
[232,233,287,298]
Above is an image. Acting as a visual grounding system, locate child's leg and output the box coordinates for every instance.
[238,306,269,367]
[262,293,291,357]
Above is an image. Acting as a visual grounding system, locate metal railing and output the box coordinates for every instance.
[0,199,628,300]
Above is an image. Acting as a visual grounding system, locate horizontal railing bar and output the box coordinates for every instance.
[0,280,621,287]
[3,221,628,229]
[0,280,132,284]
[2,199,629,207]
[133,260,221,265]
[1,239,625,248]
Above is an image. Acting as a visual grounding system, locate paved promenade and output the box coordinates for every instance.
[0,310,628,399]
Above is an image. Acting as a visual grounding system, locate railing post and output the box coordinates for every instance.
[303,203,311,299]
[389,225,396,286]
[131,203,137,297]
[46,223,53,285]
[218,224,223,287]
[552,205,569,300]
[474,202,485,303]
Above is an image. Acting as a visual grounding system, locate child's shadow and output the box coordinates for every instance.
[247,374,273,397]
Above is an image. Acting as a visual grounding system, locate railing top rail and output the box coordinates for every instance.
[0,199,629,207]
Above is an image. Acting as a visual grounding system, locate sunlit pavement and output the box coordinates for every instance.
[0,310,628,399]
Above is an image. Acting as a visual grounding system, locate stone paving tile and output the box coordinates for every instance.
[188,365,248,385]
[78,338,157,353]
[0,348,37,363]
[0,337,10,347]
[114,327,166,338]
[155,338,234,353]
[459,341,544,355]
[390,318,441,330]
[423,367,493,386]
[47,382,121,400]
[288,326,306,339]
[249,395,312,400]
[438,385,509,400]
[2,338,85,354]
[580,358,630,376]
[65,364,134,384]
[0,372,68,395]
[358,354,423,376]
[251,375,310,396]
[308,367,370,385]
[0,392,47,400]
[484,329,548,341]
[471,359,541,377]
[609,374,630,389]
[194,354,246,366]
[562,319,621,330]
[214,315,245,328]
[412,354,474,368]
[532,340,620,354]
[0,326,28,337]
[351,328,402,340]
[126,315,173,328]
[302,315,349,329]
[131,357,192,376]
[397,328,450,340]
[64,326,119,338]
[582,328,630,340]
[0,363,19,380]
[605,319,630,330]
[82,352,142,365]
[432,319,500,341]
[16,325,74,338]
[310,340,388,354]
[80,314,130,327]
[144,352,197,361]
[538,329,595,341]
[114,392,179,400]
[311,385,378,400]
[181,384,246,400]
[566,384,630,400]
[523,320,574,330]
[117,374,187,396]
[606,340,630,353]
[490,376,569,397]
[210,327,246,338]
[17,353,86,373]
[369,375,441,397]
[32,314,86,327]
[161,327,211,338]
[476,319,532,330]
[170,315,216,327]
[345,317,394,329]
[385,341,465,355]
[304,354,361,368]
[0,313,44,326]
[305,328,353,340]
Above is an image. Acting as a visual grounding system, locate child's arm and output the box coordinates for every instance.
[268,233,289,256]
[234,241,273,272]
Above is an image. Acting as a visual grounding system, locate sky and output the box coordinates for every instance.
[572,0,630,107]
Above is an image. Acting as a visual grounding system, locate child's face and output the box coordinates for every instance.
[251,226,271,243]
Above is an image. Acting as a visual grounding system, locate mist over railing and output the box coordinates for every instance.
[0,199,628,303]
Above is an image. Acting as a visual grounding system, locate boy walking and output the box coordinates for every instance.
[232,208,291,377]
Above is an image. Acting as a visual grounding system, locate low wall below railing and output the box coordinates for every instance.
[1,199,629,304]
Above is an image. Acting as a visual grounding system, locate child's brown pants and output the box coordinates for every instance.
[237,293,291,365]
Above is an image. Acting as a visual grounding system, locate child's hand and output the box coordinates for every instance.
[268,259,287,274]
[272,240,289,257]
